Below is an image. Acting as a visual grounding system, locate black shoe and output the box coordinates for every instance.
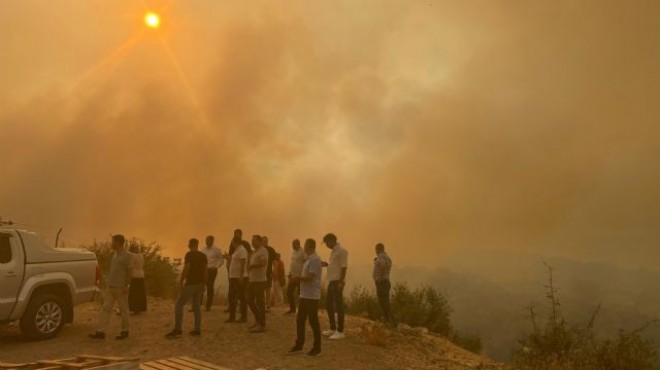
[165,329,182,338]
[115,331,129,340]
[306,348,321,356]
[206,307,211,312]
[249,325,265,333]
[284,310,296,315]
[88,331,105,340]
[225,318,237,323]
[287,346,303,355]
[189,330,201,336]
[237,317,247,323]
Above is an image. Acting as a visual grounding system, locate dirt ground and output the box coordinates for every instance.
[0,299,507,370]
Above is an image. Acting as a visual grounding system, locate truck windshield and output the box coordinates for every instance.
[0,235,11,263]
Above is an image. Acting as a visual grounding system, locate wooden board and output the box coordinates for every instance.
[0,364,30,369]
[0,356,138,370]
[81,356,138,363]
[177,358,227,370]
[88,364,137,370]
[139,358,229,370]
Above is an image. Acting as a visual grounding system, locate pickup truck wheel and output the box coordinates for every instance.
[20,294,66,340]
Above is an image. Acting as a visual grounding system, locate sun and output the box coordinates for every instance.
[144,12,160,29]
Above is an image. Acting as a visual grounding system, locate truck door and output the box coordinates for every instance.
[0,232,22,320]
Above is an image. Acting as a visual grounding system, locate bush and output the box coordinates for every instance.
[515,263,659,369]
[85,237,179,299]
[348,284,382,319]
[450,331,484,354]
[346,282,482,354]
[391,284,452,335]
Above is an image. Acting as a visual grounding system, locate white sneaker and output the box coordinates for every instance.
[322,329,335,337]
[329,331,345,340]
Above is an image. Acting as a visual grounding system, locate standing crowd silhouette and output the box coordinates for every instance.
[88,229,395,357]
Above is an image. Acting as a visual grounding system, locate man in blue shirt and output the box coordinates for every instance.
[288,238,322,357]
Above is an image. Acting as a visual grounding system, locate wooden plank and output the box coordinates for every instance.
[139,363,172,370]
[177,358,229,370]
[0,363,33,369]
[154,360,194,370]
[51,359,78,363]
[2,356,137,370]
[37,360,86,369]
[87,363,137,370]
[166,359,213,370]
[79,356,138,363]
[141,362,177,370]
[138,365,161,370]
[74,360,104,368]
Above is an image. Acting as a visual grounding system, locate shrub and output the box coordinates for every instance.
[515,263,658,369]
[391,283,452,335]
[348,284,381,319]
[85,237,179,299]
[450,332,484,354]
[346,283,482,354]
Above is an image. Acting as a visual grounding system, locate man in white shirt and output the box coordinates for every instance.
[128,244,146,315]
[321,233,348,340]
[286,239,306,314]
[247,235,268,333]
[201,235,224,312]
[226,239,247,323]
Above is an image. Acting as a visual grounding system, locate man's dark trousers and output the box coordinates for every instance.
[247,281,266,326]
[228,277,247,320]
[205,268,218,310]
[296,298,321,350]
[286,280,300,312]
[326,280,345,332]
[376,279,396,327]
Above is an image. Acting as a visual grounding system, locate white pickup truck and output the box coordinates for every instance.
[0,226,98,340]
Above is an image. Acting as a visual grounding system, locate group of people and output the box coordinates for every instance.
[88,230,396,357]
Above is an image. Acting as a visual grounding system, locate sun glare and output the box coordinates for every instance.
[144,12,160,29]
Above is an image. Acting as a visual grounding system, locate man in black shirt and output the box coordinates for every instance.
[225,229,243,275]
[166,238,208,337]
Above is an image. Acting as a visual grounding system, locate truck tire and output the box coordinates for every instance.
[20,293,67,340]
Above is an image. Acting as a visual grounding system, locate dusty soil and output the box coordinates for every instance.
[0,299,509,370]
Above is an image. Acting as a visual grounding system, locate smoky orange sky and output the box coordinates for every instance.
[1,1,659,268]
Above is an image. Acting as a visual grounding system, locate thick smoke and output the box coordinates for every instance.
[1,1,658,266]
